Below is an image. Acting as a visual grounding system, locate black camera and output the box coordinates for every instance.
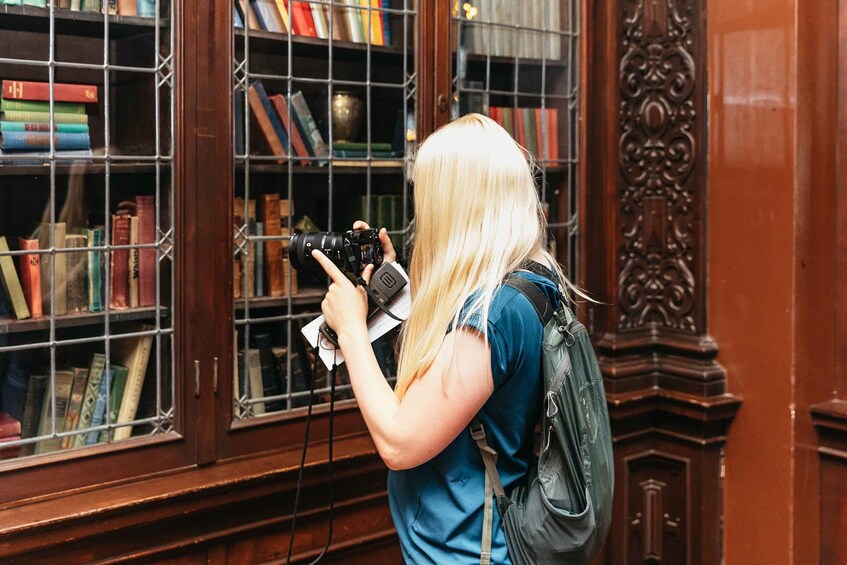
[289,228,383,274]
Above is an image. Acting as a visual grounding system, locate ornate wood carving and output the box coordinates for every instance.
[618,0,701,334]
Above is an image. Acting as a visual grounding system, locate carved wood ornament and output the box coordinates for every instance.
[618,0,700,334]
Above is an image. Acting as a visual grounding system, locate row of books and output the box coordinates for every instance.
[237,80,330,164]
[0,80,98,162]
[235,0,392,46]
[488,105,560,162]
[462,0,563,61]
[0,331,153,458]
[0,195,158,321]
[234,194,297,299]
[1,0,157,17]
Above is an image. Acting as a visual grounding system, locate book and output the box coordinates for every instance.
[546,108,559,161]
[359,0,383,45]
[523,106,538,157]
[136,196,156,307]
[515,106,526,147]
[0,100,86,114]
[251,0,285,32]
[84,366,116,445]
[65,234,88,314]
[111,329,153,441]
[0,121,90,134]
[501,106,514,138]
[262,194,285,297]
[289,91,329,160]
[60,367,89,449]
[16,238,41,319]
[128,215,139,308]
[0,149,93,164]
[34,369,75,454]
[99,364,128,442]
[137,0,156,17]
[272,0,291,32]
[234,88,245,155]
[2,351,28,423]
[248,81,288,162]
[0,110,88,124]
[2,80,98,103]
[0,131,91,151]
[381,0,391,45]
[288,0,317,36]
[102,0,117,14]
[251,333,283,412]
[255,221,264,296]
[19,372,48,456]
[0,411,21,438]
[546,0,561,60]
[73,353,106,448]
[110,214,130,309]
[117,0,136,15]
[330,0,350,41]
[269,94,311,164]
[234,0,244,27]
[246,348,265,415]
[37,222,67,316]
[246,218,257,298]
[234,197,256,298]
[341,0,363,43]
[87,228,103,312]
[310,1,329,39]
[535,107,544,160]
[331,141,392,151]
[0,236,30,320]
[237,0,261,30]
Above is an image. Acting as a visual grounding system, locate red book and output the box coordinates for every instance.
[488,106,501,126]
[287,0,317,36]
[546,108,559,161]
[110,214,131,310]
[0,412,21,437]
[17,238,42,319]
[136,196,156,307]
[269,94,311,165]
[515,107,526,147]
[535,108,544,160]
[0,436,20,461]
[2,80,98,104]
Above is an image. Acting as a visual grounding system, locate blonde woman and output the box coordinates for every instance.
[312,113,572,564]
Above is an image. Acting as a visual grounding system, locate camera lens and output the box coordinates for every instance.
[289,232,345,271]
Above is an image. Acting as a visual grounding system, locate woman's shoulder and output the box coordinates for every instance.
[487,271,561,326]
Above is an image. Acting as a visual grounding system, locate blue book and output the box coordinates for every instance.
[87,228,103,313]
[250,80,290,154]
[234,0,244,28]
[85,368,114,445]
[1,131,91,151]
[2,351,28,422]
[382,0,391,45]
[137,0,156,17]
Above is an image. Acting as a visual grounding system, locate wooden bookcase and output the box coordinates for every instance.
[0,1,582,562]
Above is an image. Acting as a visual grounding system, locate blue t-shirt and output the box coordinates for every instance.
[387,271,561,564]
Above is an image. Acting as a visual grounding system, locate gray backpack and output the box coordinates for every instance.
[470,268,614,564]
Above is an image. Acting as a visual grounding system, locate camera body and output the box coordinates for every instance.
[289,228,383,274]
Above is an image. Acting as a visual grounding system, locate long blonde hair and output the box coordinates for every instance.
[394,113,573,399]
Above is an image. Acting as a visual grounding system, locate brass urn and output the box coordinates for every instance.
[331,91,364,143]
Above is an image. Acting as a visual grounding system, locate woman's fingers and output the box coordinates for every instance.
[353,220,371,230]
[311,250,351,286]
[379,228,397,262]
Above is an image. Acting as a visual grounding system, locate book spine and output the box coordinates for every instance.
[136,196,156,307]
[239,0,261,30]
[290,91,329,159]
[136,0,156,17]
[248,0,271,30]
[234,0,244,28]
[547,107,559,161]
[247,83,287,161]
[23,0,48,6]
[109,215,130,310]
[263,194,285,297]
[34,371,74,454]
[60,368,89,449]
[66,234,88,314]
[247,349,265,415]
[87,228,103,312]
[85,368,114,445]
[54,223,67,316]
[1,131,91,151]
[342,0,363,43]
[17,238,42,319]
[1,111,88,124]
[515,106,526,147]
[70,0,81,9]
[73,353,105,448]
[269,94,311,164]
[0,412,21,438]
[234,89,245,155]
[258,344,282,412]
[251,81,290,154]
[330,3,349,41]
[80,0,101,12]
[0,100,86,114]
[128,216,139,308]
[272,0,290,32]
[2,80,98,103]
[100,365,127,442]
[117,0,136,14]
[255,222,264,297]
[310,1,328,39]
[246,218,256,298]
[0,121,90,133]
[2,352,28,422]
[535,107,544,160]
[523,107,538,156]
[367,0,383,45]
[112,332,152,441]
[102,0,117,14]
[296,0,317,36]
[18,374,47,456]
[381,0,390,45]
[0,236,30,320]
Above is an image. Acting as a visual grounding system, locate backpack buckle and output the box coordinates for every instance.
[554,309,577,346]
[470,421,487,441]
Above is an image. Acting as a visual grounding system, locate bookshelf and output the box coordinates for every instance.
[0,0,584,560]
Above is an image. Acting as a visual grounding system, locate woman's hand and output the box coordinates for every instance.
[311,249,374,341]
[353,220,397,264]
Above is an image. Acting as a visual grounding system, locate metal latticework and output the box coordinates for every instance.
[0,2,176,458]
[452,0,580,286]
[231,0,417,419]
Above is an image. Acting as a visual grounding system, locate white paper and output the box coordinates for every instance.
[301,262,411,369]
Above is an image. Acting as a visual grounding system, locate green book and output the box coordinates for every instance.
[18,372,48,456]
[0,121,90,134]
[23,0,48,5]
[0,100,86,114]
[0,111,88,124]
[60,367,89,449]
[331,141,393,152]
[523,107,538,157]
[80,0,100,11]
[2,0,24,5]
[100,364,128,442]
[377,195,394,232]
[34,369,75,454]
[0,236,30,320]
[87,228,103,312]
[73,353,106,448]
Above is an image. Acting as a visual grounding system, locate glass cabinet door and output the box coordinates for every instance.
[227,0,417,447]
[451,0,580,281]
[0,1,179,481]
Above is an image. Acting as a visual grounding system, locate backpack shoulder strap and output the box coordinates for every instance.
[470,417,511,565]
[505,275,555,325]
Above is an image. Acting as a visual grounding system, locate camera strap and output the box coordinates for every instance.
[357,275,404,322]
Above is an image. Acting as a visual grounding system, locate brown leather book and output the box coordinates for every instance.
[263,194,285,297]
[110,214,131,310]
[65,234,89,314]
[17,238,42,319]
[269,95,311,165]
[248,84,287,163]
[136,195,156,307]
